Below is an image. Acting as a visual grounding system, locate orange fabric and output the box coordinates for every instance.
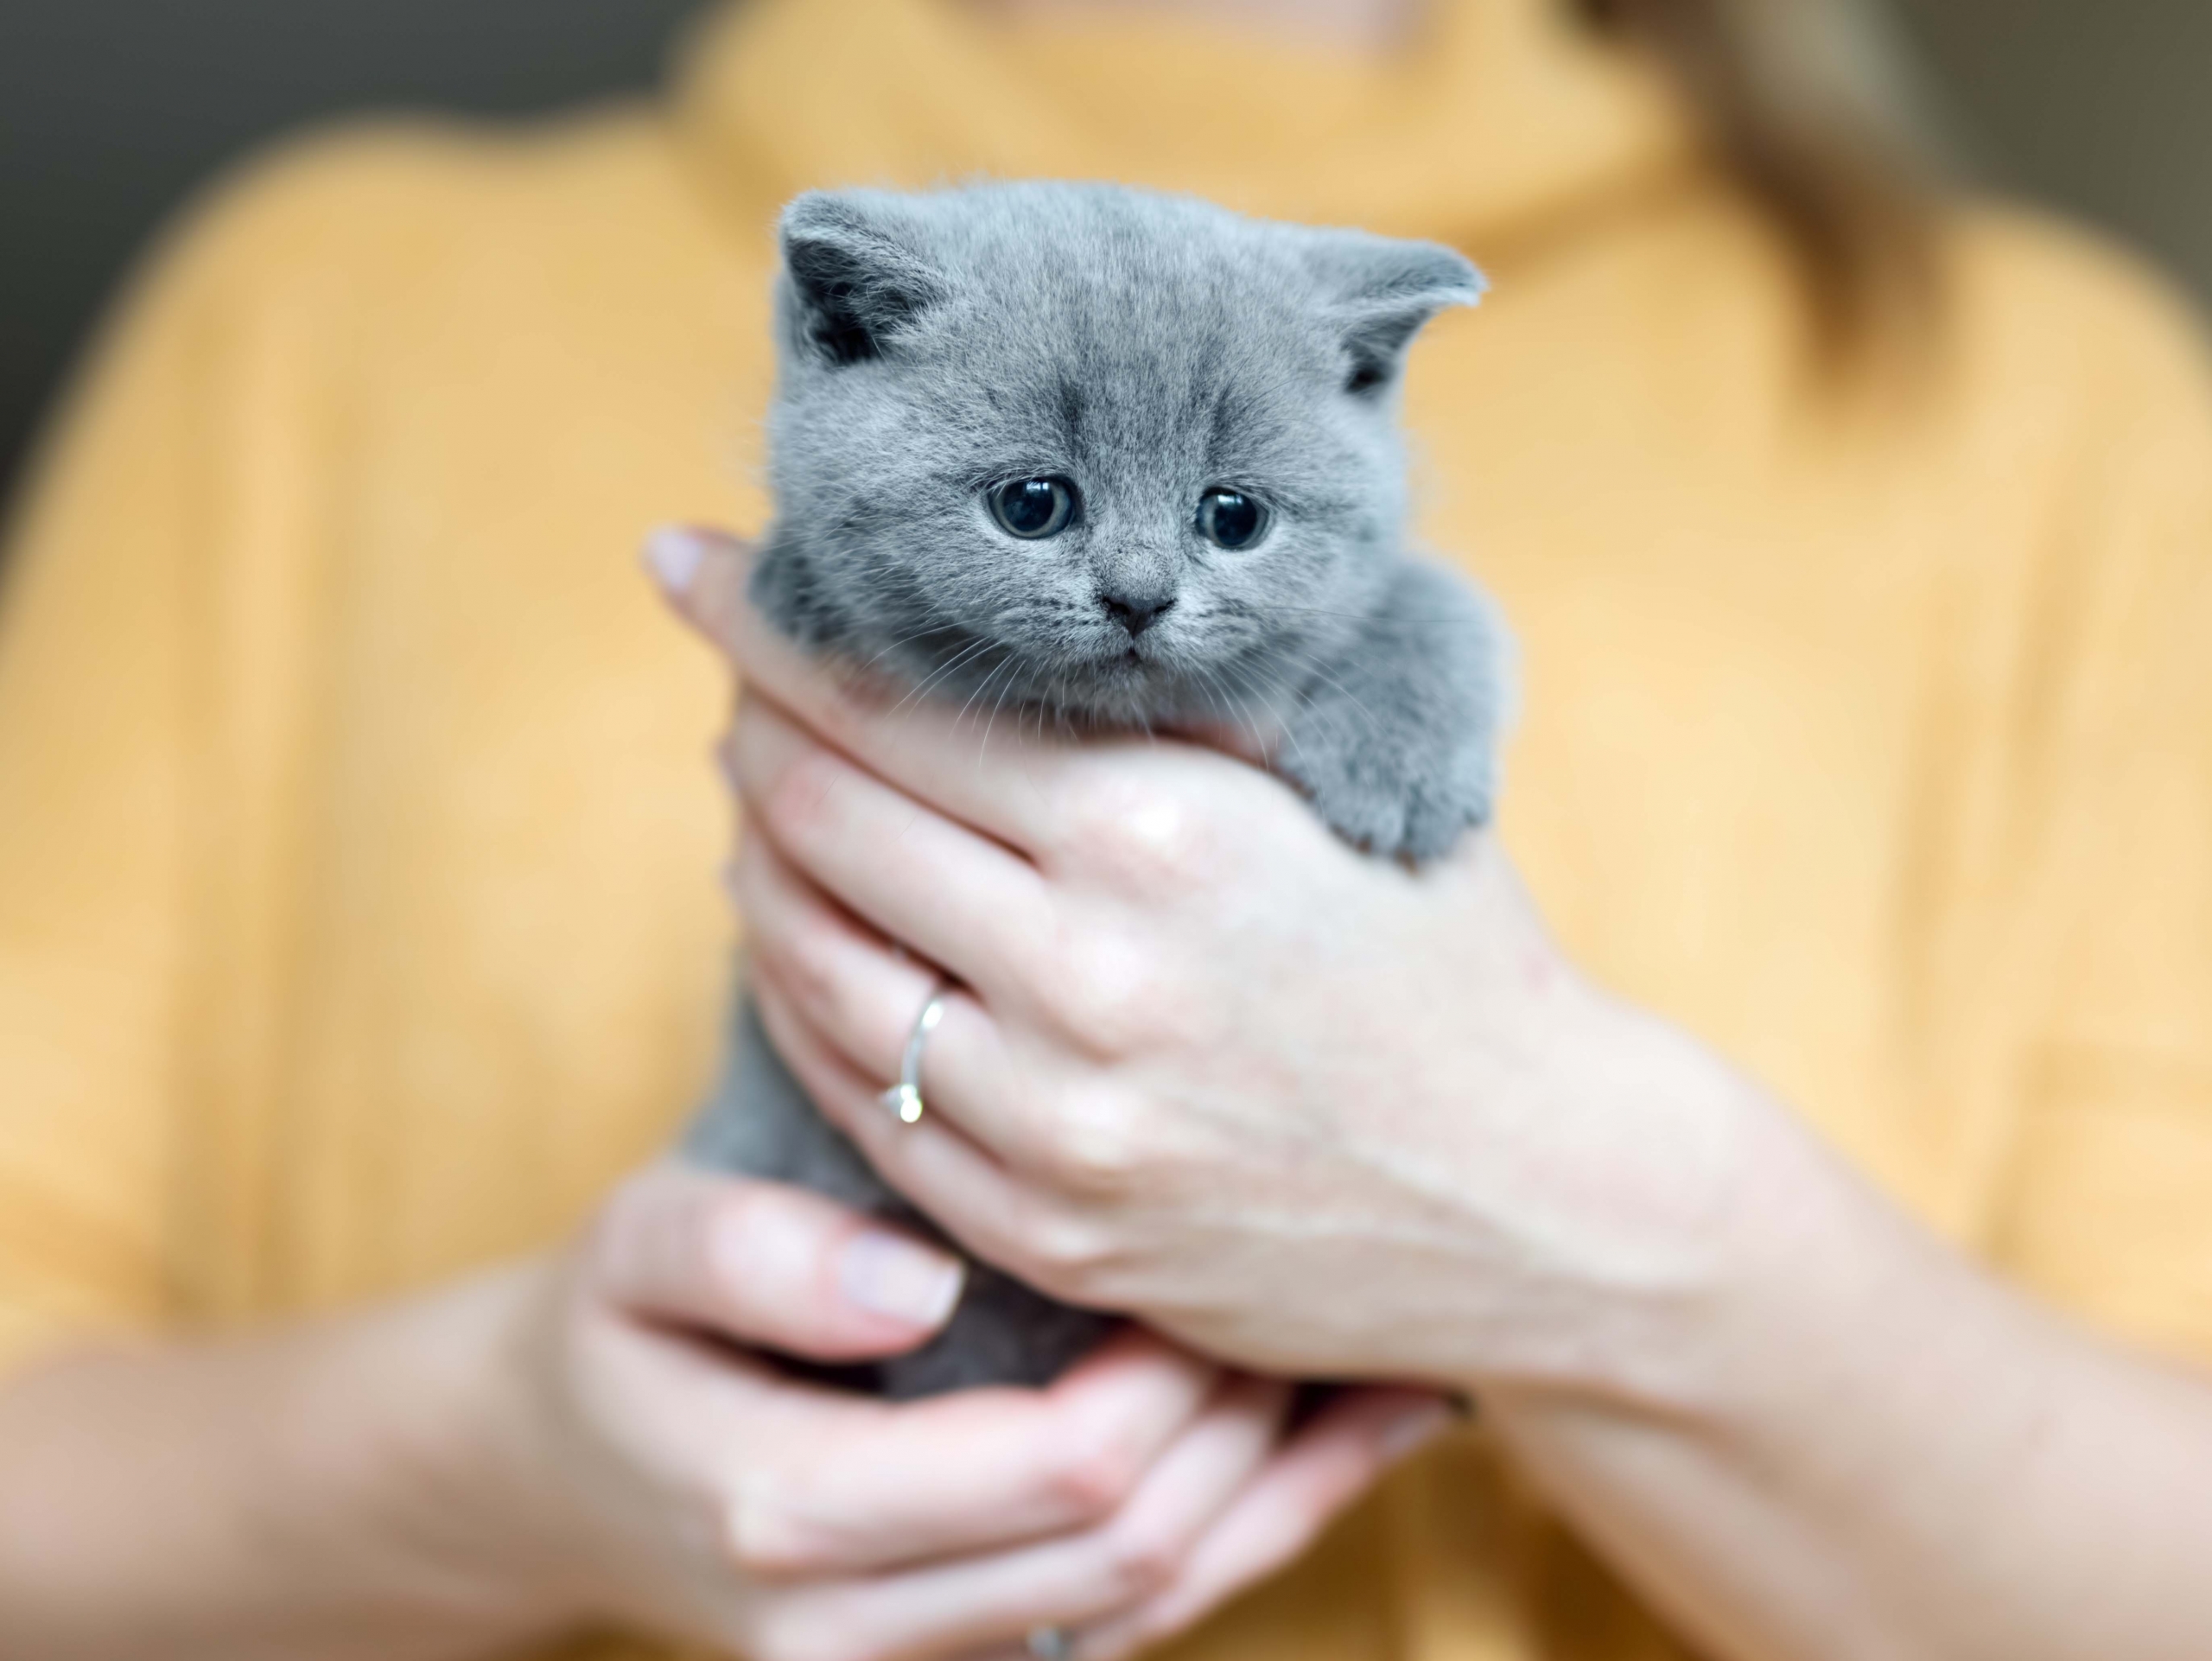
[3,0,2210,1655]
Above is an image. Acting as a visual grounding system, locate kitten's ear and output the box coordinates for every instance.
[779,192,947,366]
[1304,234,1486,397]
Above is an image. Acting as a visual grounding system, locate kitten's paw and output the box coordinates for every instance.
[1275,559,1508,865]
[1279,720,1494,863]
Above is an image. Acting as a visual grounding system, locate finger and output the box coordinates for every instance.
[1076,1389,1456,1661]
[645,523,756,662]
[759,1375,1290,1661]
[732,1328,1220,1576]
[734,830,938,1080]
[736,698,1054,1007]
[752,969,1057,1282]
[738,833,1052,1168]
[645,524,1077,852]
[585,1164,965,1361]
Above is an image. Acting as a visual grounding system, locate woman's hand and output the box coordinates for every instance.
[650,525,2212,1661]
[653,525,1768,1398]
[0,1159,1446,1661]
[497,1163,1450,1660]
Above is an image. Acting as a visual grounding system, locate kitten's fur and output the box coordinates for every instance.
[684,182,1509,1397]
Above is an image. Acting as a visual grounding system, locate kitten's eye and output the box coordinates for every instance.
[988,476,1078,539]
[1195,487,1268,550]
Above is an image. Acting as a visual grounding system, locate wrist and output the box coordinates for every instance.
[1459,996,1993,1434]
[1459,1056,2101,1661]
[1448,986,1878,1418]
[289,1260,594,1645]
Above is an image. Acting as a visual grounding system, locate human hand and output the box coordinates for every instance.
[640,517,2212,1661]
[483,1161,1449,1661]
[650,525,1774,1401]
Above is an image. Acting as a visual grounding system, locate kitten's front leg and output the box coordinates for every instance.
[1274,559,1510,864]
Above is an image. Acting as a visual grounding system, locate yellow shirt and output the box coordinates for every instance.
[4,0,2211,1655]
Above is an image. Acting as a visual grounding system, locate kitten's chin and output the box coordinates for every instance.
[1047,647,1253,729]
[1070,640,1177,690]
[878,623,1230,731]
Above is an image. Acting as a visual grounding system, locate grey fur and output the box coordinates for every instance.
[684,181,1510,1397]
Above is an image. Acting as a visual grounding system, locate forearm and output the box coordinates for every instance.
[1476,1077,2212,1661]
[0,1264,573,1661]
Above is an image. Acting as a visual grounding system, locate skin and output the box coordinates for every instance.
[0,4,1462,1651]
[2,8,2203,1660]
[654,525,2212,1661]
[0,1153,1448,1661]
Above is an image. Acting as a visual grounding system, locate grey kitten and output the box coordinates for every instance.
[684,181,1509,1398]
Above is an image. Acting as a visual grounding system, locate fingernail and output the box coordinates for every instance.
[643,524,707,597]
[839,1231,965,1327]
[1379,1401,1454,1462]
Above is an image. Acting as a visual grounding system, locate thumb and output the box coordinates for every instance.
[643,524,756,660]
[643,524,873,730]
[585,1163,966,1362]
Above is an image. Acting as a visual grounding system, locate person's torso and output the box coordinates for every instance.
[137,100,2132,1661]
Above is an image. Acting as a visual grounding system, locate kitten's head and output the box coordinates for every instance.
[757,181,1482,723]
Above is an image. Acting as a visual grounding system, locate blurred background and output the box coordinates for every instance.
[3,0,2209,506]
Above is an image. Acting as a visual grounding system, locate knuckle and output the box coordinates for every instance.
[1018,1204,1116,1284]
[722,1487,817,1583]
[1048,1433,1147,1523]
[1057,778,1142,868]
[1043,933,1163,1058]
[1039,1086,1149,1193]
[759,913,842,1025]
[1060,777,1217,897]
[762,748,847,843]
[1101,1519,1182,1598]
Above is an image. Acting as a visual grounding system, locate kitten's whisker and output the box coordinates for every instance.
[1224,640,1387,741]
[957,654,1019,758]
[951,647,1012,731]
[1218,601,1380,622]
[1194,663,1277,761]
[856,621,967,675]
[1294,665,1385,736]
[979,670,1021,763]
[1211,667,1282,760]
[1189,664,1233,727]
[1217,660,1316,767]
[890,635,998,714]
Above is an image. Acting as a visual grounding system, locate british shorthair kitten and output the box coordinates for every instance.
[685,181,1509,1397]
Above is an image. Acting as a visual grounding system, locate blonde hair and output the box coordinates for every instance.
[1580,0,1947,347]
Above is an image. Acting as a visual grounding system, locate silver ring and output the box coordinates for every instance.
[880,987,947,1125]
[1026,1627,1074,1661]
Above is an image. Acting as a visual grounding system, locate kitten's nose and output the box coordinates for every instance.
[1098,589,1176,637]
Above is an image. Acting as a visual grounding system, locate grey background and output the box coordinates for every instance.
[2,0,2209,504]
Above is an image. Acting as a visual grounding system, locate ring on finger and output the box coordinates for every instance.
[880,983,949,1125]
[1026,1626,1076,1661]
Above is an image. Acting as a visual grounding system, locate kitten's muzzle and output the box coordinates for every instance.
[1097,588,1175,638]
